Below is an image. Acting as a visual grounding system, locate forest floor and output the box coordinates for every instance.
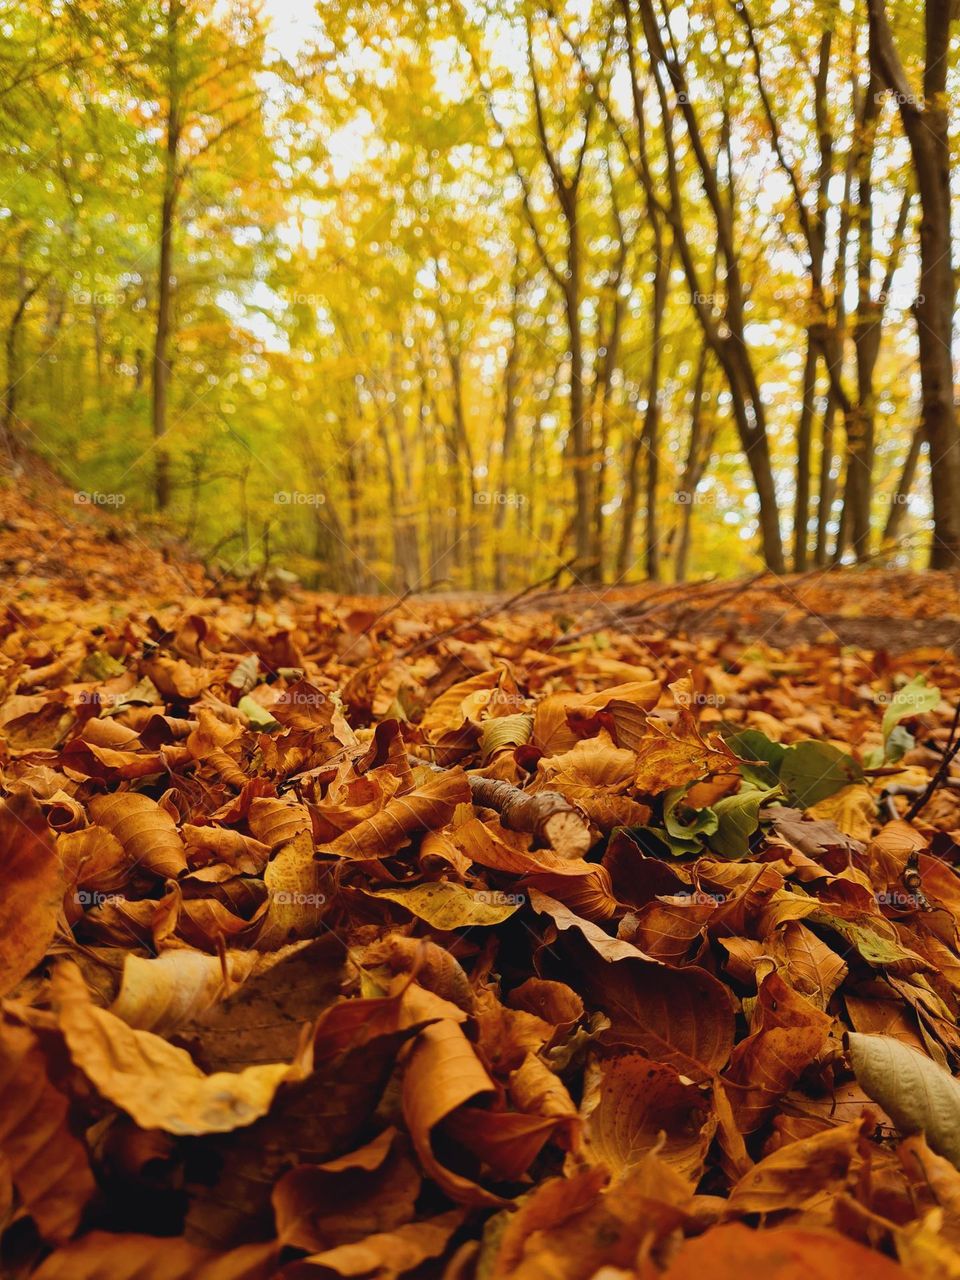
[4,463,960,1277]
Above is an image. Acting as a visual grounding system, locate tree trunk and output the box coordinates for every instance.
[883,422,924,547]
[564,238,595,580]
[793,343,818,570]
[867,0,960,567]
[151,0,182,513]
[674,345,710,582]
[1,280,41,446]
[494,282,522,590]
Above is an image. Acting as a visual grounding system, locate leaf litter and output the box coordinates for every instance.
[5,490,960,1275]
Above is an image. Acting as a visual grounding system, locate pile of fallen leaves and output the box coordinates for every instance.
[6,500,960,1277]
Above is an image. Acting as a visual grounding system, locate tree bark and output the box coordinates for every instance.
[793,343,818,571]
[867,0,960,568]
[151,0,183,513]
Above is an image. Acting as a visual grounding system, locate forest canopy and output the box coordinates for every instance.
[1,0,956,590]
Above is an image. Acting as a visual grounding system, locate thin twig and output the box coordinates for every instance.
[905,699,960,820]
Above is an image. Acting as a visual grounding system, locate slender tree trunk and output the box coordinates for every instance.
[674,345,709,582]
[793,344,818,570]
[2,280,41,444]
[883,422,924,547]
[494,281,522,590]
[151,0,182,513]
[642,250,667,582]
[815,391,839,566]
[564,235,595,579]
[867,0,960,567]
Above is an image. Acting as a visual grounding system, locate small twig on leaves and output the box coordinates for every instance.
[467,776,592,860]
[411,758,591,859]
[905,699,960,821]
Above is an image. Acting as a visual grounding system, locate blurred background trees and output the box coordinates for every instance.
[0,0,955,590]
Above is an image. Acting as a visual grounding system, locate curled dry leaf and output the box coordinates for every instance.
[52,962,310,1135]
[272,1128,421,1252]
[0,790,63,996]
[580,1054,716,1181]
[110,949,262,1034]
[281,1210,465,1279]
[725,1114,874,1214]
[319,768,471,858]
[0,1019,95,1243]
[400,1018,505,1206]
[86,790,186,879]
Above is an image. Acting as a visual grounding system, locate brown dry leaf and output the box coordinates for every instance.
[532,891,735,1081]
[86,790,187,878]
[725,1113,872,1214]
[580,1054,715,1181]
[400,1018,506,1206]
[32,1235,278,1279]
[722,971,833,1134]
[0,1018,95,1243]
[52,961,310,1135]
[281,1210,465,1279]
[255,829,329,948]
[0,790,63,996]
[320,768,471,858]
[632,712,736,794]
[809,784,877,841]
[765,920,849,1009]
[532,679,661,755]
[660,1222,909,1279]
[272,1128,421,1252]
[365,879,523,928]
[110,949,262,1034]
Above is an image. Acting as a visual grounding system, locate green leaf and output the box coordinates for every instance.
[364,880,523,929]
[723,727,786,788]
[779,741,863,808]
[80,651,127,681]
[706,786,777,858]
[883,723,915,765]
[238,695,280,731]
[663,786,718,842]
[881,675,940,746]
